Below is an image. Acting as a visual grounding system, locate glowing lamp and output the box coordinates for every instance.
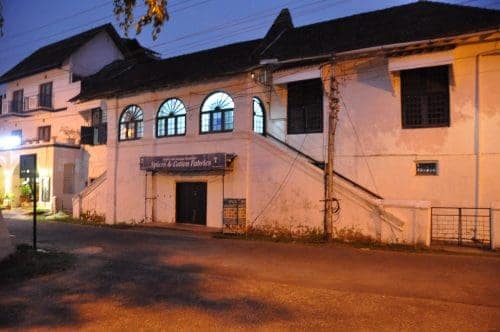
[0,135,21,150]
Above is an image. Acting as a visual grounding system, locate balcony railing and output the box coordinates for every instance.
[4,94,54,114]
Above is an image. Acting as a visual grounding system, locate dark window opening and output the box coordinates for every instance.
[91,108,103,126]
[401,66,450,128]
[12,89,24,113]
[287,79,323,134]
[39,82,52,108]
[81,108,107,145]
[38,125,51,142]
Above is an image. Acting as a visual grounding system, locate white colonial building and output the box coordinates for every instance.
[3,2,500,248]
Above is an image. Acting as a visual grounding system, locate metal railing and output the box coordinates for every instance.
[6,94,53,113]
[431,207,492,248]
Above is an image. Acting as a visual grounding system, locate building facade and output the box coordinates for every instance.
[0,24,153,210]
[3,2,499,247]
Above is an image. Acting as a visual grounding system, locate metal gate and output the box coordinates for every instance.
[431,207,492,248]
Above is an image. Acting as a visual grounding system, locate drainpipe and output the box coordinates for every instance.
[144,171,148,222]
[112,97,119,224]
[474,49,500,210]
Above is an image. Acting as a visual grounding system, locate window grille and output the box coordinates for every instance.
[416,161,438,176]
[401,66,450,128]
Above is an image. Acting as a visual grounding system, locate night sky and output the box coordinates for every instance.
[0,0,499,79]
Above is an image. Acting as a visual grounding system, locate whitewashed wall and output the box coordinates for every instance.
[334,37,500,208]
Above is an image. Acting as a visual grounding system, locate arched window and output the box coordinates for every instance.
[252,97,265,135]
[200,91,234,133]
[119,105,144,141]
[157,98,186,137]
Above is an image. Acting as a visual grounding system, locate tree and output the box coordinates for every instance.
[0,0,169,39]
[113,0,169,40]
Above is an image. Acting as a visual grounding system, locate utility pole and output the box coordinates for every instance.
[325,57,340,239]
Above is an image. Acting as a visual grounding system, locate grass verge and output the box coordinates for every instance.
[0,245,75,284]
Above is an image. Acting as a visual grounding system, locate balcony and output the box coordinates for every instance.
[3,94,54,114]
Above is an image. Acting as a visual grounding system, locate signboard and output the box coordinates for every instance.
[20,154,37,178]
[140,153,232,172]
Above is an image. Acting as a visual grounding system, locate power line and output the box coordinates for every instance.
[0,0,338,86]
[0,0,213,57]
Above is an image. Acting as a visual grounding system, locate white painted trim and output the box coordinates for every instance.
[273,68,321,84]
[388,50,453,72]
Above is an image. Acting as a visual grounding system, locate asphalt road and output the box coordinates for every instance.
[1,217,500,331]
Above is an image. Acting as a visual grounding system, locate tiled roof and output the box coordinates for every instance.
[261,1,500,60]
[0,24,131,84]
[75,1,499,101]
[75,39,261,101]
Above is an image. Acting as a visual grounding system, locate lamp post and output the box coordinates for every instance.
[20,154,37,250]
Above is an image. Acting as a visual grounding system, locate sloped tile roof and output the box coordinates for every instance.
[261,1,500,60]
[75,39,261,101]
[0,24,130,84]
[75,1,499,101]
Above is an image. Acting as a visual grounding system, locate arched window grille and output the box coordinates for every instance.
[119,105,144,141]
[157,98,187,137]
[200,92,234,133]
[252,97,265,134]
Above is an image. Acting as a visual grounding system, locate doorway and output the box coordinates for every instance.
[176,182,207,225]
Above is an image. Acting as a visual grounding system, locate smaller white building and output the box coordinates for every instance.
[0,24,155,211]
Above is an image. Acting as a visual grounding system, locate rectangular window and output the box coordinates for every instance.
[12,89,24,112]
[224,111,234,130]
[287,78,323,134]
[167,117,176,135]
[39,82,52,108]
[212,112,222,131]
[416,161,438,176]
[38,125,51,142]
[11,129,22,141]
[401,66,450,128]
[177,117,186,135]
[63,163,75,194]
[201,113,210,132]
[91,108,102,126]
[157,118,166,136]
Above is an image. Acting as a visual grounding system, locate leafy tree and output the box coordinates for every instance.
[113,0,169,40]
[0,0,169,39]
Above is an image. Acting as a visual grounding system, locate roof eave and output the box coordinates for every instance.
[0,62,64,84]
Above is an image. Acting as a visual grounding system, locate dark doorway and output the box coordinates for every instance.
[176,182,207,225]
